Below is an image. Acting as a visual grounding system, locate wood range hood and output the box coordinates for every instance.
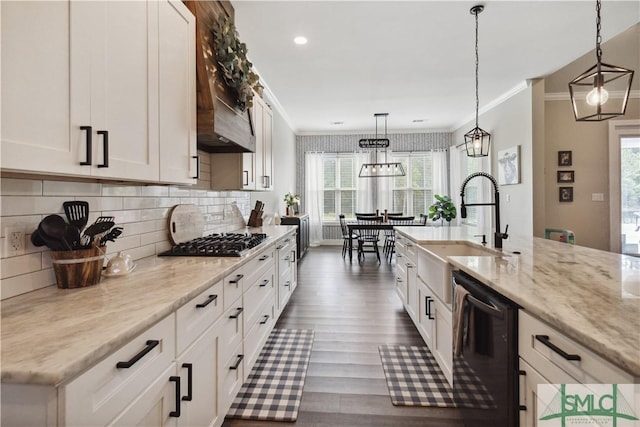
[184,0,255,153]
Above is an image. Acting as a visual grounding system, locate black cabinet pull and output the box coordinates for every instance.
[276,245,284,250]
[229,307,244,319]
[229,274,244,284]
[243,170,249,186]
[195,294,217,308]
[260,315,269,324]
[192,155,199,179]
[181,363,193,401]
[80,126,92,165]
[425,296,434,320]
[169,376,181,417]
[284,281,290,287]
[259,279,269,287]
[519,405,527,411]
[116,340,159,368]
[259,255,269,261]
[230,354,244,370]
[518,369,527,411]
[97,130,109,168]
[535,335,581,361]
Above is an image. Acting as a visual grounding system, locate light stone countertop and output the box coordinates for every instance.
[0,225,296,386]
[395,225,640,378]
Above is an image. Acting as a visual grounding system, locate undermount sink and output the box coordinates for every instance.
[420,243,506,259]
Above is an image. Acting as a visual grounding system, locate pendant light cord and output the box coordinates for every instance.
[474,8,480,128]
[595,0,602,64]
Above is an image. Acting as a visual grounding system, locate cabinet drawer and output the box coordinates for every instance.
[219,303,244,365]
[176,280,223,355]
[396,235,417,264]
[243,267,275,334]
[63,314,176,426]
[242,247,275,292]
[519,310,633,384]
[244,302,275,378]
[219,342,244,418]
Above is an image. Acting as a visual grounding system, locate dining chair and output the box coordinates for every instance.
[339,214,359,258]
[356,215,383,262]
[385,216,415,261]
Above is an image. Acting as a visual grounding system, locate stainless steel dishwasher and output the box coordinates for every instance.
[452,270,519,427]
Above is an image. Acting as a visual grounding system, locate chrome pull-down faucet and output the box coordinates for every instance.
[460,172,509,249]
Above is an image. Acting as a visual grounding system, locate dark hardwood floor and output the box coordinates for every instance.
[222,246,463,427]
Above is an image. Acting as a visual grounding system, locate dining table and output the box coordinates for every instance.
[346,220,425,262]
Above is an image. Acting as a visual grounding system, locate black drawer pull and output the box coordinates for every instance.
[230,354,244,370]
[284,281,290,287]
[259,279,269,287]
[182,363,192,401]
[169,376,181,417]
[243,170,249,186]
[97,130,109,168]
[80,126,92,165]
[229,307,244,319]
[519,405,527,411]
[425,296,434,320]
[276,245,284,250]
[260,315,269,324]
[259,255,269,261]
[192,155,199,179]
[535,335,581,361]
[116,340,159,368]
[195,294,217,308]
[229,274,244,284]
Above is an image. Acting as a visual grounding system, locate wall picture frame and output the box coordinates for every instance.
[558,151,572,166]
[559,187,573,202]
[557,170,575,183]
[498,145,520,185]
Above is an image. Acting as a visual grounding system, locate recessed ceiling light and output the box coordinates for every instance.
[412,119,426,123]
[293,36,308,45]
[330,121,344,125]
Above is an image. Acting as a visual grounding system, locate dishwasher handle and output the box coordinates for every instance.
[466,293,504,319]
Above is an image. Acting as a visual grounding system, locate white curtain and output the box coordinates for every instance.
[305,152,324,246]
[432,150,449,199]
[355,152,373,213]
[449,148,463,226]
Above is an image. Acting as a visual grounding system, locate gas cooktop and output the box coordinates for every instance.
[159,233,269,257]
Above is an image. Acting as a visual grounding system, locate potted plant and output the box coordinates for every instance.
[428,194,457,225]
[283,192,300,216]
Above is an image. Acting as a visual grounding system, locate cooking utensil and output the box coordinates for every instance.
[31,229,46,247]
[82,221,114,247]
[39,214,72,251]
[62,201,89,232]
[95,216,115,224]
[64,225,82,250]
[99,226,123,246]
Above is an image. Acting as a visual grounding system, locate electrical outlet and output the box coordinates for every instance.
[5,228,25,255]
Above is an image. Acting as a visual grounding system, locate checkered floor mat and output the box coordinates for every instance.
[379,344,495,409]
[226,329,314,422]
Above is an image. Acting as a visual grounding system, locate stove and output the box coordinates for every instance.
[159,233,269,257]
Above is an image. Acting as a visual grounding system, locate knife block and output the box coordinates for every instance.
[247,209,263,227]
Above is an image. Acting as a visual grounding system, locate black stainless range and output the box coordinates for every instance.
[159,233,268,257]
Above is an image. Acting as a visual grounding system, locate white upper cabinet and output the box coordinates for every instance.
[1,0,196,184]
[159,0,197,185]
[253,94,274,190]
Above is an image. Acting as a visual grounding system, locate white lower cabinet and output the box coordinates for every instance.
[276,237,296,316]
[219,342,244,418]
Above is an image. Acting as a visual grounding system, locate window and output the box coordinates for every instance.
[322,155,356,221]
[461,157,484,226]
[389,153,433,217]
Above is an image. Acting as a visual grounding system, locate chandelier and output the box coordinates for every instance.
[464,5,491,158]
[358,113,405,178]
[568,0,634,121]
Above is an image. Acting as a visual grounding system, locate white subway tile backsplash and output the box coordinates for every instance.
[1,253,43,279]
[1,268,55,299]
[42,180,102,197]
[1,178,248,299]
[1,178,42,196]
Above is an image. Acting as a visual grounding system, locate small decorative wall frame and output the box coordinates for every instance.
[557,170,575,183]
[558,151,572,166]
[498,145,520,185]
[559,187,573,202]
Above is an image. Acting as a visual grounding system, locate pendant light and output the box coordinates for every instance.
[464,5,490,158]
[358,113,406,178]
[568,0,634,121]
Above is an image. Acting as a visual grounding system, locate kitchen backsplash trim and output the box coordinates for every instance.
[0,177,250,300]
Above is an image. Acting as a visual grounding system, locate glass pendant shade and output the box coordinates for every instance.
[464,126,491,157]
[569,62,634,121]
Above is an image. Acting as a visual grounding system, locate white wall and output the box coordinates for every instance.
[452,86,535,237]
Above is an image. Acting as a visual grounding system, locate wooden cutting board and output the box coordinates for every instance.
[168,204,205,245]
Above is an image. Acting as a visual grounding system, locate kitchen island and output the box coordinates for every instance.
[394,225,640,379]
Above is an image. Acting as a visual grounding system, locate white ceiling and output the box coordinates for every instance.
[232,1,640,134]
